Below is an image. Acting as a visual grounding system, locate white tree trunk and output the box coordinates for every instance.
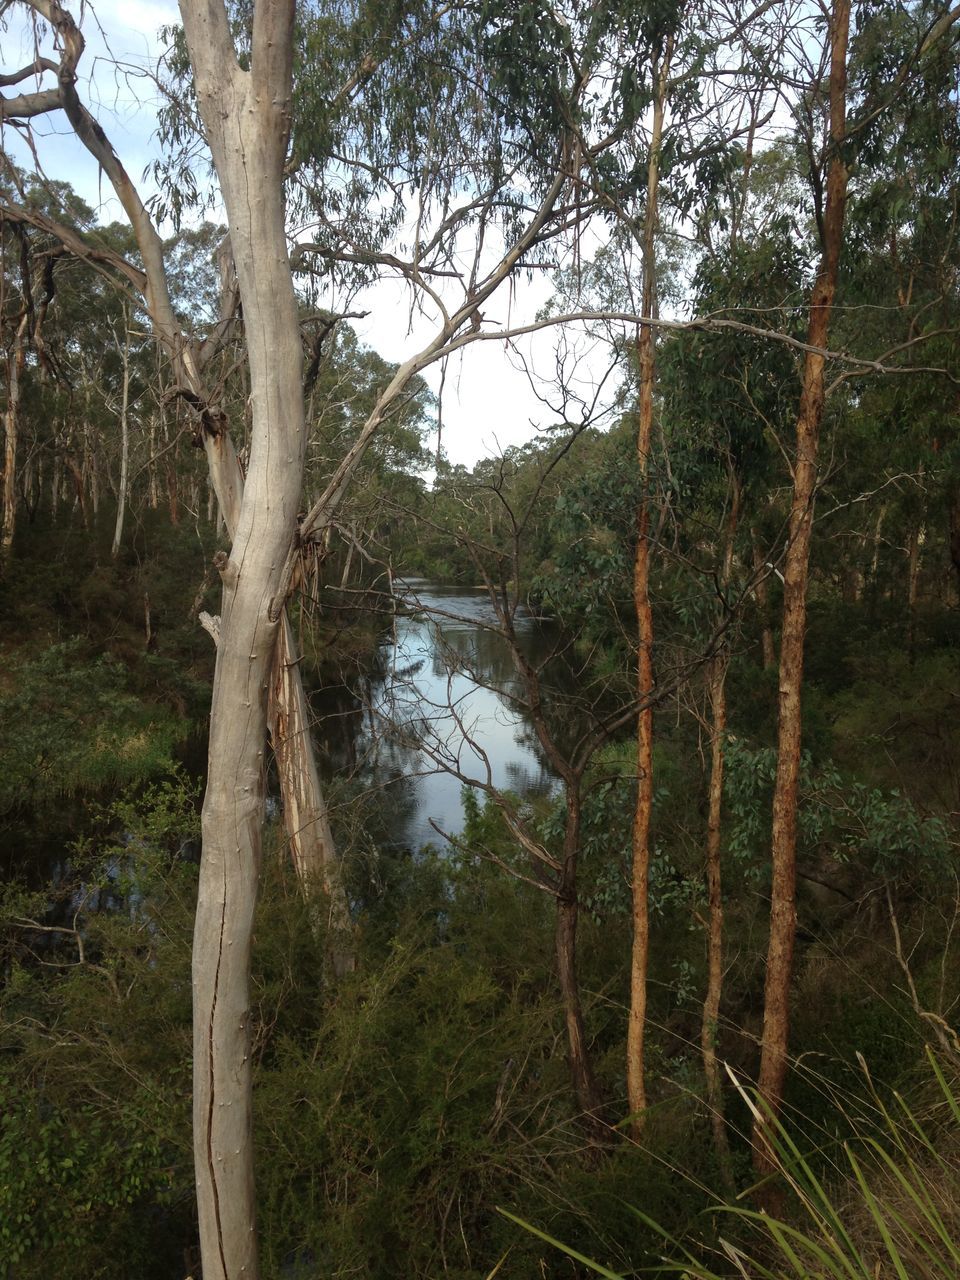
[177,1,302,1271]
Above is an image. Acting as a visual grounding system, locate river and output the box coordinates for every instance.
[1,581,558,885]
[343,580,557,851]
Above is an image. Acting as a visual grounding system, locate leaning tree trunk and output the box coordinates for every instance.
[270,613,355,975]
[754,0,850,1183]
[627,38,671,1136]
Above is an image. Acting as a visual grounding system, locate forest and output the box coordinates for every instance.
[1,0,960,1276]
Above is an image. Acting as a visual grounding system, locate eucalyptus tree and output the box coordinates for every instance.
[0,0,693,1270]
[0,215,31,560]
[753,0,960,1177]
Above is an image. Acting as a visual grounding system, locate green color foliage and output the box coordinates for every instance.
[0,641,184,813]
[723,736,951,885]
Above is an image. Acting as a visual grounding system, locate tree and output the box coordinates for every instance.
[1,0,657,1266]
[754,0,852,1182]
[626,32,672,1136]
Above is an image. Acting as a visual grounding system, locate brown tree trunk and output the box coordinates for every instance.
[270,613,355,975]
[703,652,734,1189]
[627,39,671,1134]
[501,618,606,1130]
[754,0,850,1182]
[2,313,28,563]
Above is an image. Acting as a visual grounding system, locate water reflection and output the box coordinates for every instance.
[357,580,557,850]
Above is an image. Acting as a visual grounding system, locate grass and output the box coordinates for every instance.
[501,1046,960,1280]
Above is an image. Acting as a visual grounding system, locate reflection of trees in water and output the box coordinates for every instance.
[432,621,524,688]
[308,654,428,854]
[304,590,616,853]
[430,609,629,776]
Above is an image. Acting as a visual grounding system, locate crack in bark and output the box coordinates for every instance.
[206,881,229,1280]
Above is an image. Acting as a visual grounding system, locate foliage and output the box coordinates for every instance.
[513,1050,960,1280]
[723,737,952,886]
[0,641,184,814]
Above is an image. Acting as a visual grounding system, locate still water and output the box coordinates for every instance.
[355,580,556,851]
[0,583,557,883]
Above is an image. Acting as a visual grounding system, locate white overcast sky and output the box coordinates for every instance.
[1,0,623,469]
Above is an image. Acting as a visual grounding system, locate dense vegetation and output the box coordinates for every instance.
[2,0,960,1276]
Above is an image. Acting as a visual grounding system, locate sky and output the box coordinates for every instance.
[1,0,623,470]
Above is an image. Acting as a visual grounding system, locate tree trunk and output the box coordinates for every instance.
[148,413,160,509]
[270,613,355,975]
[627,39,671,1135]
[702,652,734,1189]
[754,0,850,1182]
[50,450,60,521]
[111,310,131,558]
[178,2,303,1271]
[751,529,776,670]
[2,313,28,564]
[505,633,604,1133]
[701,477,738,1192]
[556,787,605,1136]
[198,372,352,966]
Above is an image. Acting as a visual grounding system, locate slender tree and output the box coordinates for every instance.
[754,0,851,1180]
[626,35,672,1134]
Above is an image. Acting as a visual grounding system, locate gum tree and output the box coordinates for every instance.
[0,0,631,1270]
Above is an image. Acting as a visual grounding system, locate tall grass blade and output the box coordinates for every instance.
[495,1208,626,1280]
[846,1145,910,1280]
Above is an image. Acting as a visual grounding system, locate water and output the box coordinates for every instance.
[359,580,557,851]
[1,583,559,883]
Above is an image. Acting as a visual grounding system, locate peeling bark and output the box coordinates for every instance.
[270,613,355,976]
[1,312,27,562]
[754,0,850,1182]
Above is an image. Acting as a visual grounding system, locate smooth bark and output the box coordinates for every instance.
[3,0,346,930]
[627,39,671,1135]
[754,0,850,1180]
[176,1,305,1271]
